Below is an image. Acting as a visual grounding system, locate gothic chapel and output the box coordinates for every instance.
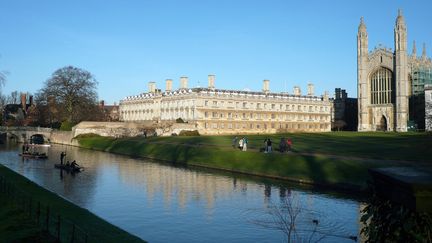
[357,10,432,131]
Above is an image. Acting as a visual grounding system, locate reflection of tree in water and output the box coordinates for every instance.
[249,191,358,242]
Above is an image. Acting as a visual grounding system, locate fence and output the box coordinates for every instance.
[0,176,88,243]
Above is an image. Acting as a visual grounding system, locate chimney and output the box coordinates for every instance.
[29,95,33,106]
[307,83,314,96]
[342,89,348,99]
[148,82,156,93]
[180,76,188,89]
[20,93,26,110]
[335,88,341,100]
[165,79,173,92]
[262,79,270,93]
[293,86,301,96]
[208,75,215,89]
[323,91,329,101]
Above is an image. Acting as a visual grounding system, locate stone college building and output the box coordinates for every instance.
[119,76,332,135]
[357,10,432,132]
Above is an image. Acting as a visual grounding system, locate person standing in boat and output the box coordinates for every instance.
[60,151,66,165]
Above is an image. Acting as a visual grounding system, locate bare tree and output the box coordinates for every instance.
[37,66,99,124]
[0,70,6,90]
[8,90,18,104]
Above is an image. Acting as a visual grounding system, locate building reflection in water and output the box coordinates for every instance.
[0,143,362,243]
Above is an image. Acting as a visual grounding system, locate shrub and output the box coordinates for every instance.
[60,121,74,131]
[178,130,200,136]
[175,118,185,123]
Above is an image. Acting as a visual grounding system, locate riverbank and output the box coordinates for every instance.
[75,132,431,191]
[0,192,57,242]
[0,165,145,243]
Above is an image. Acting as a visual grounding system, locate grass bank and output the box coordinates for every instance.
[0,165,145,243]
[0,194,56,242]
[76,132,432,190]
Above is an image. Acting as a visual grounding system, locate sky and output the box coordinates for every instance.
[1,0,431,104]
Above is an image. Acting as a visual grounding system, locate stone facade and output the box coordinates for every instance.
[425,85,432,132]
[357,10,432,132]
[119,76,332,135]
[332,88,358,131]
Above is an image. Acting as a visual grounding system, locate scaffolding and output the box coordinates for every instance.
[411,66,432,96]
[409,66,432,130]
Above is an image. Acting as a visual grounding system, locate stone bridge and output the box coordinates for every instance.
[0,121,199,145]
[0,126,53,143]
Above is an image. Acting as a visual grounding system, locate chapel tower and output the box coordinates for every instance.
[394,9,409,131]
[357,17,369,131]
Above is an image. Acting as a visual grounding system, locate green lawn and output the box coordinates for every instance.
[136,132,431,162]
[0,165,145,243]
[76,132,431,190]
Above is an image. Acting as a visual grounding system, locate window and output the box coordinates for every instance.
[205,100,208,106]
[205,112,208,118]
[370,68,393,104]
[271,104,275,109]
[213,101,217,106]
[243,102,247,108]
[257,103,261,109]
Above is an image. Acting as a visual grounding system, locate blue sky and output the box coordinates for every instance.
[1,0,431,104]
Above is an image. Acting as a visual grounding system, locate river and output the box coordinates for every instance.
[0,143,363,243]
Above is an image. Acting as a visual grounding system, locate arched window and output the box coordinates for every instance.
[370,68,394,104]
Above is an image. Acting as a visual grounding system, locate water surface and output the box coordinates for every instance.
[0,143,362,242]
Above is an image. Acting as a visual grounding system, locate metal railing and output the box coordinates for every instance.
[0,176,88,243]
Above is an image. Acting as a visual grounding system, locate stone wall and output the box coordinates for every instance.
[425,85,432,132]
[73,121,155,138]
[50,130,76,146]
[157,123,198,136]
